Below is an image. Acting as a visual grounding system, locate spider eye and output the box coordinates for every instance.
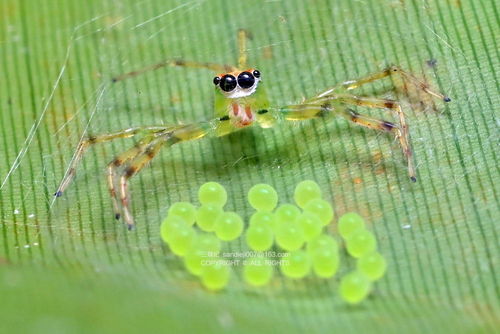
[252,70,261,78]
[219,75,237,92]
[213,76,221,85]
[237,71,255,89]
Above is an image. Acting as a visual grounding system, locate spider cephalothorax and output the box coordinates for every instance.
[212,68,267,128]
[213,69,261,98]
[56,29,450,230]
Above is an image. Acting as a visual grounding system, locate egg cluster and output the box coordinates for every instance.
[160,181,387,303]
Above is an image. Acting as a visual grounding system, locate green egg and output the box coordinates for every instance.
[200,260,231,291]
[346,229,377,258]
[357,252,387,281]
[303,199,334,226]
[245,222,274,251]
[198,182,227,208]
[168,202,197,226]
[338,212,366,239]
[280,250,311,279]
[293,180,322,208]
[339,271,372,304]
[195,204,223,232]
[243,256,273,287]
[214,211,244,241]
[248,184,278,212]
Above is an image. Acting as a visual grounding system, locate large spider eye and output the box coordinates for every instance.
[252,69,261,78]
[237,71,255,89]
[213,76,221,85]
[220,75,237,92]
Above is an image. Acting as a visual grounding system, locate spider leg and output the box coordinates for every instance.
[265,100,415,180]
[111,60,236,82]
[107,135,159,220]
[237,29,251,69]
[312,94,415,180]
[339,107,415,181]
[55,126,170,197]
[117,118,237,229]
[119,136,169,229]
[316,66,451,102]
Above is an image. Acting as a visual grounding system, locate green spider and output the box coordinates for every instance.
[55,30,450,230]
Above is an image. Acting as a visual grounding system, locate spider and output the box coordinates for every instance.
[55,29,450,230]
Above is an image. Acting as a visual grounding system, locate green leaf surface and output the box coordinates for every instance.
[1,0,498,333]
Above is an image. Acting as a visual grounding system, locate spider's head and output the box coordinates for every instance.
[213,69,261,99]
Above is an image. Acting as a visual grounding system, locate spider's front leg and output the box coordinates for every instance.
[237,28,251,69]
[112,29,251,83]
[295,67,451,181]
[106,134,160,220]
[111,60,236,83]
[114,118,237,229]
[55,126,171,197]
[327,66,451,103]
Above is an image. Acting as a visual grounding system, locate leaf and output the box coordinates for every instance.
[1,0,498,332]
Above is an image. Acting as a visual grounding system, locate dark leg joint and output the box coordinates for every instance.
[125,166,137,178]
[443,96,451,102]
[174,59,185,66]
[219,115,230,121]
[54,191,63,197]
[381,120,396,131]
[349,109,359,121]
[145,147,155,158]
[410,176,417,183]
[420,83,430,90]
[384,101,396,109]
[316,103,331,118]
[115,213,121,220]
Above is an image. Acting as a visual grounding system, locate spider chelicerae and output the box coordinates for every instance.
[55,30,450,229]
